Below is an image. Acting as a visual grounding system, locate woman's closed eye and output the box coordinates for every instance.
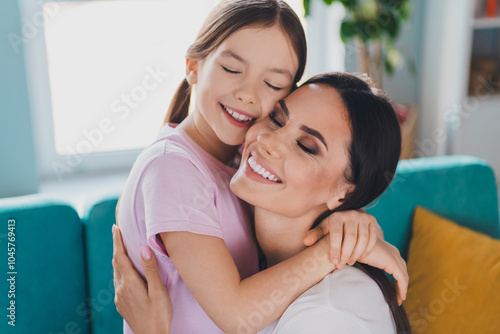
[297,141,318,155]
[269,110,318,155]
[268,110,283,127]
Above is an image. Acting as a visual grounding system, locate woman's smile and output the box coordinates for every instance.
[244,150,282,183]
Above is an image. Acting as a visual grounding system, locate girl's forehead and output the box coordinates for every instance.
[214,25,298,72]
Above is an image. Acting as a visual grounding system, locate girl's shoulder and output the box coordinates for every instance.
[132,125,232,190]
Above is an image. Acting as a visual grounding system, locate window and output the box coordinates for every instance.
[25,0,337,181]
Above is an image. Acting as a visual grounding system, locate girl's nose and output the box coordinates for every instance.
[235,80,257,105]
[257,132,282,159]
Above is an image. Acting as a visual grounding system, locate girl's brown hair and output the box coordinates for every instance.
[163,0,307,125]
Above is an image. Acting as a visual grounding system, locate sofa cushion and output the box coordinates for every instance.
[367,155,500,259]
[404,206,500,333]
[0,195,89,334]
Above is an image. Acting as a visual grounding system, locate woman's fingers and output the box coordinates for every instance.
[112,224,124,281]
[139,246,167,297]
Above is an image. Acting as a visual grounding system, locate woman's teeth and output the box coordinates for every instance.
[248,155,279,182]
[222,105,254,122]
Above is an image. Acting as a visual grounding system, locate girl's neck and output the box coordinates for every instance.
[178,111,239,164]
[254,206,326,267]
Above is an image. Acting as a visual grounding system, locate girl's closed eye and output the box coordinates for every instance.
[266,82,283,91]
[222,65,240,74]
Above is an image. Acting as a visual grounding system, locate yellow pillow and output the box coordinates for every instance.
[404,206,500,334]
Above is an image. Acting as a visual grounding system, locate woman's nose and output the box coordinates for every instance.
[257,132,282,159]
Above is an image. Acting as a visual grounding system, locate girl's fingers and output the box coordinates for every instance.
[303,228,323,246]
[339,223,358,268]
[362,223,379,258]
[329,217,344,266]
[347,223,369,265]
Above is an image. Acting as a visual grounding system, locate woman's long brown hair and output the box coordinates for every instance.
[307,73,411,333]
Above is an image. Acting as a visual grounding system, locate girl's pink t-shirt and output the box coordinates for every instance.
[118,124,259,333]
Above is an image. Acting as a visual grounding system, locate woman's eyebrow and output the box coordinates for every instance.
[280,100,328,150]
[278,100,289,117]
[300,125,328,151]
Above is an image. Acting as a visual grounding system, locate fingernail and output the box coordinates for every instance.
[112,224,116,234]
[331,257,337,264]
[141,245,151,261]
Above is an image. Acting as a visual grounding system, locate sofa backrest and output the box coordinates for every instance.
[0,195,89,334]
[367,155,500,259]
[83,194,123,334]
[1,155,497,334]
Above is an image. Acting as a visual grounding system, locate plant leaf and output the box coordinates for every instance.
[384,10,401,39]
[355,19,381,42]
[340,20,356,43]
[303,0,311,16]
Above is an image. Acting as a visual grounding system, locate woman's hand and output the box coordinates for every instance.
[303,210,383,269]
[112,225,172,334]
[357,238,408,305]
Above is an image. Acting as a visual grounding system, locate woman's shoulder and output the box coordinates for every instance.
[273,266,395,334]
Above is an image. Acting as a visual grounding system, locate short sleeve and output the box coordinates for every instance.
[139,154,223,255]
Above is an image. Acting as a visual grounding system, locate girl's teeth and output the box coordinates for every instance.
[263,171,270,178]
[223,105,253,122]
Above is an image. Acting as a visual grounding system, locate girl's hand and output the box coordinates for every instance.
[357,238,409,305]
[112,225,172,334]
[303,210,383,269]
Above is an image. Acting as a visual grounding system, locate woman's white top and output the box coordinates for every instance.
[260,265,396,334]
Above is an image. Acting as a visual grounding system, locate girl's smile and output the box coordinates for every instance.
[185,25,299,149]
[220,103,257,128]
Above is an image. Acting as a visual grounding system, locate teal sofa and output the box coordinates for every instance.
[0,155,498,334]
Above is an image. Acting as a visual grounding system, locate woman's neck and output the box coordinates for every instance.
[254,206,326,267]
[178,111,239,164]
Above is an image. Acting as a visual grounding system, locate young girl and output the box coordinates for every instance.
[116,1,404,333]
[113,72,410,334]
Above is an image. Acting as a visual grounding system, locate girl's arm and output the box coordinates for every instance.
[162,230,334,333]
[113,226,407,334]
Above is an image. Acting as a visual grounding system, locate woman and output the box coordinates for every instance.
[113,72,410,333]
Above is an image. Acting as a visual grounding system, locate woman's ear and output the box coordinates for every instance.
[185,58,199,85]
[326,183,355,211]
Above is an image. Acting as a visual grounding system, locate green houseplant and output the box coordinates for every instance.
[303,0,416,158]
[303,0,412,88]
